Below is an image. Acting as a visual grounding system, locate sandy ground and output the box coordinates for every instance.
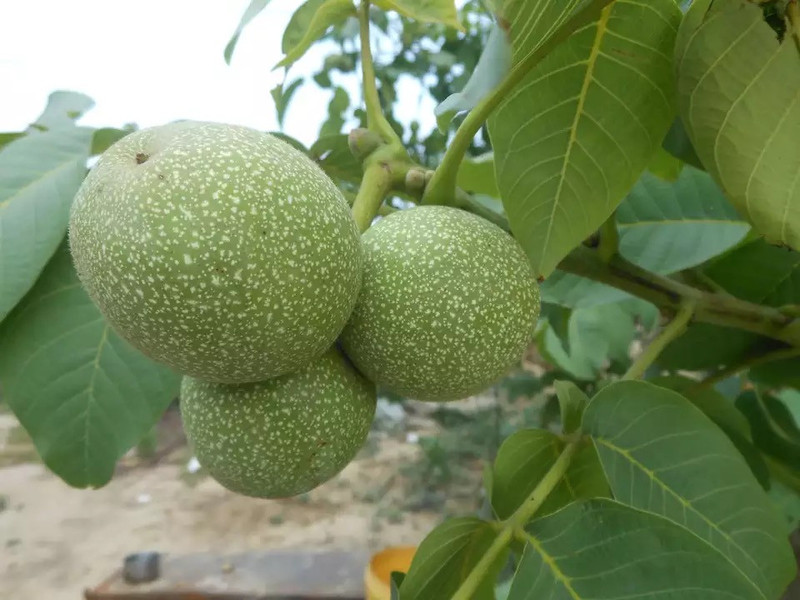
[0,407,479,600]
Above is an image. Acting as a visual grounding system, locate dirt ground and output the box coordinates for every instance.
[0,404,484,600]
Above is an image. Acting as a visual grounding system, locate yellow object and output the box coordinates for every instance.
[364,546,417,600]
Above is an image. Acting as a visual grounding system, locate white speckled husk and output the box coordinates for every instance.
[69,121,363,383]
[180,347,376,498]
[341,206,540,402]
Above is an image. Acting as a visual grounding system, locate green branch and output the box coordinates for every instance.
[698,345,800,389]
[351,162,393,232]
[421,0,615,206]
[624,301,695,380]
[789,1,800,53]
[450,442,579,600]
[597,213,619,263]
[358,1,402,145]
[559,246,800,347]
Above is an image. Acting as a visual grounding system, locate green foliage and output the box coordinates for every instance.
[653,375,771,488]
[583,380,795,598]
[660,239,800,373]
[508,500,764,600]
[456,152,498,197]
[224,0,272,64]
[617,167,750,274]
[496,0,606,65]
[277,0,357,69]
[490,431,607,520]
[553,380,587,434]
[676,0,800,252]
[0,125,92,321]
[3,1,800,597]
[0,243,180,487]
[398,517,504,600]
[435,22,510,131]
[374,0,462,29]
[489,0,681,277]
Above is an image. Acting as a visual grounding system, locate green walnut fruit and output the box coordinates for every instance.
[69,121,363,383]
[341,206,540,402]
[180,347,376,498]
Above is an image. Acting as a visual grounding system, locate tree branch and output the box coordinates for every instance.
[559,247,800,347]
[597,213,619,263]
[351,161,393,232]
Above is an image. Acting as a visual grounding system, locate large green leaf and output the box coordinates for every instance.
[435,22,511,132]
[489,0,680,277]
[31,91,94,131]
[0,243,180,487]
[0,126,92,322]
[583,380,795,599]
[675,0,800,251]
[494,0,603,66]
[542,166,747,308]
[374,0,461,29]
[617,166,750,274]
[704,239,800,305]
[223,0,272,64]
[491,430,608,521]
[653,375,770,489]
[508,499,763,600]
[276,0,357,70]
[398,517,504,600]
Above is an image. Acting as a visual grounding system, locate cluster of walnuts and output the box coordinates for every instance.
[68,121,540,498]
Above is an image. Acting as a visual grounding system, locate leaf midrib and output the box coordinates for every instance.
[540,6,612,273]
[0,158,83,212]
[595,436,767,599]
[520,530,581,600]
[82,323,110,485]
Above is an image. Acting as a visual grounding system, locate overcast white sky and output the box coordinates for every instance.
[0,0,436,146]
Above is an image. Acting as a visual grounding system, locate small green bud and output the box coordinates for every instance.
[348,128,383,160]
[404,168,427,194]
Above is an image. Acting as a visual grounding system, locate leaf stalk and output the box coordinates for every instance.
[450,442,579,600]
[358,1,402,146]
[624,301,695,380]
